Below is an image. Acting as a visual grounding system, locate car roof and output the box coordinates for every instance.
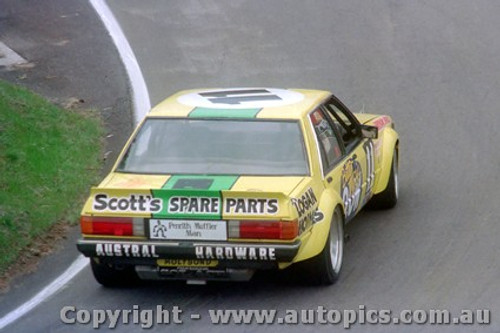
[147,88,331,120]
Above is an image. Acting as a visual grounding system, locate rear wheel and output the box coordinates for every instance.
[368,148,398,209]
[90,258,139,287]
[303,207,344,285]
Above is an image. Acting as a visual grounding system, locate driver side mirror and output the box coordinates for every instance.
[361,125,378,139]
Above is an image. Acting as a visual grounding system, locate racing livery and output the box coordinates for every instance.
[77,88,399,286]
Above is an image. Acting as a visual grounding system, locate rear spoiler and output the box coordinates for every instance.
[82,187,294,220]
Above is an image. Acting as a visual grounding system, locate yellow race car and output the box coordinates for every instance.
[77,88,399,286]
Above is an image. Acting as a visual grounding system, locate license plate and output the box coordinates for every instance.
[157,259,218,267]
[149,219,227,241]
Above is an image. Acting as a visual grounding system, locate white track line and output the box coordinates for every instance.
[0,255,88,330]
[0,2,151,329]
[0,41,28,67]
[90,0,151,122]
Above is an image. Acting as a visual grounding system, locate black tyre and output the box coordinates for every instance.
[368,149,398,210]
[302,207,344,285]
[90,258,140,287]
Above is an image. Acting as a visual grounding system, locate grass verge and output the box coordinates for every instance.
[0,79,103,273]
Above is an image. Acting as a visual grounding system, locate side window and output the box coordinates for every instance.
[322,99,361,150]
[310,109,342,172]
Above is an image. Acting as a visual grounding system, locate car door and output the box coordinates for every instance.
[319,97,375,221]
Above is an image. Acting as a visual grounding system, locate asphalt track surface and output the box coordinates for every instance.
[1,1,500,332]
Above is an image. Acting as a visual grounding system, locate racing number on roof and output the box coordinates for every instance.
[199,89,282,105]
[178,88,304,109]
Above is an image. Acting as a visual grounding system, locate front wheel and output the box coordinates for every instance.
[303,207,344,285]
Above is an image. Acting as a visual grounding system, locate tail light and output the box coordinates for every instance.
[228,220,298,240]
[80,216,144,236]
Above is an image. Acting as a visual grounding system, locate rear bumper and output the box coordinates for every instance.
[77,238,300,268]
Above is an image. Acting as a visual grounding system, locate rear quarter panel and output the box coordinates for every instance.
[289,112,344,263]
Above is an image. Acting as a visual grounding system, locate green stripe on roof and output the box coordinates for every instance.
[188,107,261,118]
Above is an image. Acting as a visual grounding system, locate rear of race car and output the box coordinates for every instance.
[76,174,320,284]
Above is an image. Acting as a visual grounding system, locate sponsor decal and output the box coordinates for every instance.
[94,194,279,218]
[177,88,304,110]
[93,176,279,218]
[195,246,276,261]
[168,196,220,214]
[152,191,220,219]
[157,259,217,267]
[291,187,318,233]
[149,219,227,241]
[95,243,159,258]
[92,194,162,213]
[291,188,317,216]
[224,198,279,215]
[341,154,363,219]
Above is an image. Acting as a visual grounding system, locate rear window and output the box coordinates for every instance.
[117,118,309,176]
